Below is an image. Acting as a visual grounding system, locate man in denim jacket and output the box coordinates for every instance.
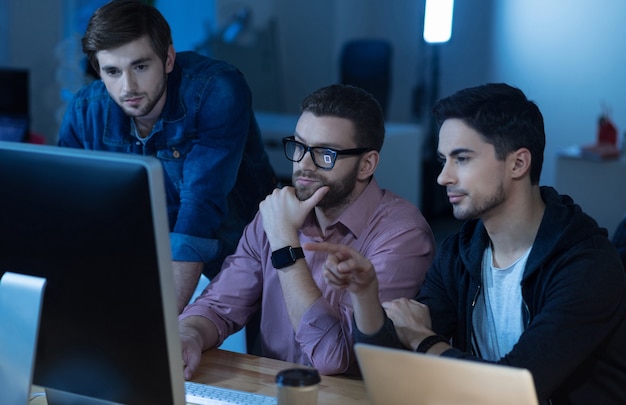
[58,0,276,313]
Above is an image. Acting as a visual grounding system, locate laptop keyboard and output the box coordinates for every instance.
[185,381,277,405]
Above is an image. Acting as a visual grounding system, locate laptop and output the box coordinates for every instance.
[0,68,29,142]
[355,343,539,405]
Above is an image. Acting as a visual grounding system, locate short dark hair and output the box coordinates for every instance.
[301,84,385,152]
[433,83,545,185]
[82,0,172,73]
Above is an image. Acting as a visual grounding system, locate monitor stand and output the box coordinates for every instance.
[0,271,47,405]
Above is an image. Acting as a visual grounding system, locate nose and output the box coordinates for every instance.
[121,72,137,93]
[436,160,454,186]
[298,149,318,171]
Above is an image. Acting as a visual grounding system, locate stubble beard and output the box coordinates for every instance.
[293,163,359,210]
[451,182,505,221]
[119,73,167,118]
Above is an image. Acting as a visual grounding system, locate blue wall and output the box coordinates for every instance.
[3,0,626,189]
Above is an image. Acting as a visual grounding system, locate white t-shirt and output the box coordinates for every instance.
[472,244,531,361]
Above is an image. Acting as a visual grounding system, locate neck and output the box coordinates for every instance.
[314,203,348,234]
[484,186,545,267]
[313,178,370,234]
[133,117,157,139]
[134,85,168,138]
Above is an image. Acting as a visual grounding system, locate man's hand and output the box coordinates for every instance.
[178,316,219,380]
[259,186,328,249]
[382,298,434,350]
[179,323,204,380]
[303,242,378,294]
[304,241,383,335]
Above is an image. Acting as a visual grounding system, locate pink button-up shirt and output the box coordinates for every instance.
[180,178,435,375]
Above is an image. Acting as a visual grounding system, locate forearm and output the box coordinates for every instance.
[172,260,204,313]
[351,279,385,335]
[276,261,322,330]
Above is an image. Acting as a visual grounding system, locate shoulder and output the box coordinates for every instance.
[174,51,250,101]
[363,189,433,241]
[377,189,426,221]
[69,80,110,107]
[366,189,435,248]
[433,219,485,273]
[175,51,243,80]
[538,186,613,255]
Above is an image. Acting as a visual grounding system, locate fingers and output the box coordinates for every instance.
[382,297,422,308]
[304,185,330,208]
[382,298,422,319]
[323,266,350,289]
[182,344,204,380]
[183,363,195,380]
[180,334,202,381]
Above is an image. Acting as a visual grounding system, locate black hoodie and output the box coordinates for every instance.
[355,186,626,404]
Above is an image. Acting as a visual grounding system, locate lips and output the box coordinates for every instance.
[447,192,464,204]
[295,176,321,187]
[123,96,143,106]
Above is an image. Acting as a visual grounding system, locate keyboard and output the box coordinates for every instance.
[185,381,277,405]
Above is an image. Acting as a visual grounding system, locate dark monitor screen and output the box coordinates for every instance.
[0,68,29,142]
[0,142,185,404]
[0,67,28,115]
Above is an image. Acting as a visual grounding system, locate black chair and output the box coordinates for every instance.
[340,39,392,117]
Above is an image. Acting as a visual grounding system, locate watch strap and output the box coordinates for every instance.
[415,335,448,353]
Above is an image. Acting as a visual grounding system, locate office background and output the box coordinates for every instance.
[1,0,625,210]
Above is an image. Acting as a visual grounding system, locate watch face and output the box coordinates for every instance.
[271,246,304,269]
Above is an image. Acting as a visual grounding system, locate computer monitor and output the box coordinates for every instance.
[0,141,186,404]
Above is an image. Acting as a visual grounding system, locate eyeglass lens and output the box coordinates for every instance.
[284,140,336,169]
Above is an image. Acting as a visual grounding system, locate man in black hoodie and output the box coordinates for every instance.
[307,83,626,404]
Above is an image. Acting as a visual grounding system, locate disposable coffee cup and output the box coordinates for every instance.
[275,368,321,405]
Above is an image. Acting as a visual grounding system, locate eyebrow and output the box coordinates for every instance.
[438,147,474,159]
[100,56,154,71]
[293,133,344,150]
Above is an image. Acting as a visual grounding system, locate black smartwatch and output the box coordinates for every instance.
[271,246,305,269]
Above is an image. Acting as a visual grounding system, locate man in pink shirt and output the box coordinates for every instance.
[178,84,435,376]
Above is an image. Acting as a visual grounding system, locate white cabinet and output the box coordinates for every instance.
[555,147,626,238]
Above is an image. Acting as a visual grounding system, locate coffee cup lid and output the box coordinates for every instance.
[275,368,321,387]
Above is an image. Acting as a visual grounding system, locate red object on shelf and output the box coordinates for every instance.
[597,115,618,146]
[26,132,46,144]
[580,114,620,161]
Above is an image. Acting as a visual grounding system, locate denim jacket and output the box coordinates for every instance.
[59,52,277,277]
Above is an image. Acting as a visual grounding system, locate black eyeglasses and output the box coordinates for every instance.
[282,136,374,170]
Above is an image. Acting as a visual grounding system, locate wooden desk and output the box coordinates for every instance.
[31,348,371,405]
[192,348,371,404]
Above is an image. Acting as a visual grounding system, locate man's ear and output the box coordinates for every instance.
[165,44,176,74]
[358,150,380,181]
[510,147,531,180]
